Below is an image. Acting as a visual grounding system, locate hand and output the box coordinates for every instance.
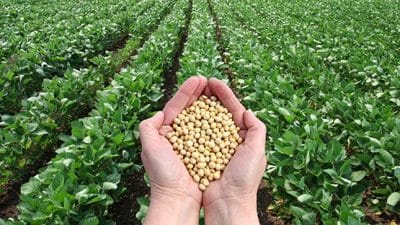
[202,78,267,225]
[139,76,207,225]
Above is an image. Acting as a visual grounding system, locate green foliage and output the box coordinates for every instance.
[212,0,400,223]
[0,0,149,114]
[1,0,399,224]
[1,0,189,223]
[0,0,174,195]
[176,0,226,84]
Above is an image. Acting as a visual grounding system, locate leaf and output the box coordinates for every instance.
[27,123,38,132]
[103,182,118,190]
[80,216,99,225]
[278,107,295,122]
[112,133,124,145]
[297,194,313,203]
[379,149,394,165]
[326,140,345,162]
[21,179,41,195]
[136,197,150,222]
[83,136,92,144]
[351,171,366,182]
[387,192,400,206]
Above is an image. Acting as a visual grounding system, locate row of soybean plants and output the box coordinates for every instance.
[134,0,228,221]
[212,0,399,224]
[0,0,174,195]
[0,0,190,223]
[230,0,400,221]
[175,0,226,84]
[0,0,140,114]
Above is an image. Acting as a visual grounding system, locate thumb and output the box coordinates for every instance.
[243,110,267,153]
[139,111,164,148]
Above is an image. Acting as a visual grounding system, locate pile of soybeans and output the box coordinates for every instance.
[167,95,242,191]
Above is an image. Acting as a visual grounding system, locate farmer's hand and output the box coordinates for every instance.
[202,78,267,225]
[140,76,207,225]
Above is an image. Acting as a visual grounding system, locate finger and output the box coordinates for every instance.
[188,75,207,103]
[239,130,247,139]
[203,86,212,97]
[159,125,173,137]
[208,78,246,129]
[139,111,164,150]
[242,110,267,154]
[163,76,206,125]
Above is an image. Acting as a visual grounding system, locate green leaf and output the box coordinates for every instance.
[378,149,394,165]
[80,216,99,225]
[326,140,345,162]
[136,197,150,222]
[387,192,400,206]
[21,179,41,195]
[103,182,118,190]
[297,194,313,203]
[278,107,295,122]
[112,133,124,145]
[351,171,366,182]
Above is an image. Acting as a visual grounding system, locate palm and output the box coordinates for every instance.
[146,125,201,199]
[201,78,267,206]
[140,76,207,204]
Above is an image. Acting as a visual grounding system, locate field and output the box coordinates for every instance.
[0,0,399,224]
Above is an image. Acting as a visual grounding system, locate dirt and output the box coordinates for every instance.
[206,0,238,93]
[257,182,287,225]
[106,33,130,52]
[363,187,400,224]
[0,148,56,218]
[161,0,193,104]
[108,168,149,225]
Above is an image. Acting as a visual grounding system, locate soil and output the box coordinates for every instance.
[366,208,400,225]
[108,168,149,225]
[257,181,286,225]
[0,148,56,218]
[206,0,238,93]
[161,0,193,104]
[107,33,130,52]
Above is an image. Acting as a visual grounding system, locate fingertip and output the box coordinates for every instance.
[154,111,164,120]
[244,110,266,132]
[184,76,201,89]
[143,111,164,129]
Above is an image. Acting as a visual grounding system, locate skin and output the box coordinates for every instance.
[139,76,267,225]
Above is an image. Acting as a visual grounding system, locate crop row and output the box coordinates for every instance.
[212,0,400,224]
[175,0,226,84]
[0,0,190,223]
[134,0,229,222]
[0,0,148,114]
[0,0,175,195]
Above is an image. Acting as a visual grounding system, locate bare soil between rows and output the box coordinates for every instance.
[0,147,57,218]
[206,0,238,93]
[161,0,194,104]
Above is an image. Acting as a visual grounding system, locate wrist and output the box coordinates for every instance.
[144,188,201,225]
[204,195,259,225]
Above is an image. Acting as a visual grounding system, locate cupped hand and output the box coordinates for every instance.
[202,78,267,225]
[139,76,207,225]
